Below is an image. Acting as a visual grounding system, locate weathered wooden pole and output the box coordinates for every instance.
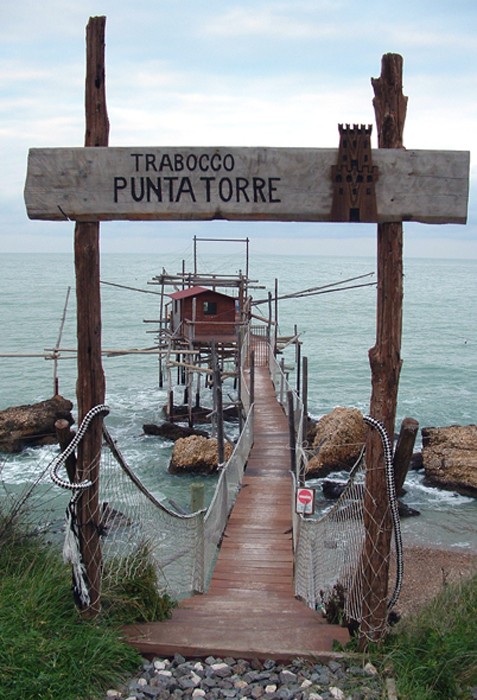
[249,350,255,407]
[55,418,77,484]
[302,356,308,425]
[393,416,419,495]
[75,16,109,616]
[287,390,297,479]
[359,53,407,645]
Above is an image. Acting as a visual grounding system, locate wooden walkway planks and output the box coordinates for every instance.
[124,366,349,660]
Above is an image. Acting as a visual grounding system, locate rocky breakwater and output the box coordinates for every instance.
[305,406,477,502]
[422,424,477,498]
[169,435,234,475]
[0,395,73,453]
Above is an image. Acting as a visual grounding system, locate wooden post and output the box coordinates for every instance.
[274,279,279,355]
[249,350,255,407]
[295,324,301,396]
[191,483,205,512]
[211,343,225,466]
[302,356,308,425]
[74,16,109,616]
[55,418,76,484]
[287,391,297,478]
[279,357,285,405]
[359,53,407,645]
[267,292,272,348]
[393,417,419,495]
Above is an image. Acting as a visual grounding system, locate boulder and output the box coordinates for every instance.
[143,422,209,441]
[0,395,74,453]
[422,425,477,497]
[169,435,233,475]
[305,406,366,478]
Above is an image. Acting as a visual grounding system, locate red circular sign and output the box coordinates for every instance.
[297,489,313,504]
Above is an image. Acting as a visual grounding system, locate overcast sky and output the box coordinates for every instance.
[1,0,476,258]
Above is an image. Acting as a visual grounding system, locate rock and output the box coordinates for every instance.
[143,422,209,441]
[305,406,366,478]
[409,451,424,471]
[169,435,233,474]
[0,395,74,453]
[422,425,477,497]
[398,501,420,518]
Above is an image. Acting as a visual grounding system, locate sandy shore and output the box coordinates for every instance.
[392,545,477,618]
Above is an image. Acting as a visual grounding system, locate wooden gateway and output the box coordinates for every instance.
[22,16,471,645]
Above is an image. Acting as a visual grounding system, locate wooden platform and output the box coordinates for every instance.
[123,367,349,660]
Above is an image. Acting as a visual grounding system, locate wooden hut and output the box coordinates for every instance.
[169,286,238,344]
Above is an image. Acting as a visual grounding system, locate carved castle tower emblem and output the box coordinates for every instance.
[331,124,379,222]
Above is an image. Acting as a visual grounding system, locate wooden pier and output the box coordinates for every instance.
[124,366,349,661]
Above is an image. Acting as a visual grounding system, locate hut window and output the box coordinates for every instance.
[203,301,217,315]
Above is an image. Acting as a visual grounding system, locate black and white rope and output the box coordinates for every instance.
[50,403,109,609]
[363,414,403,610]
[50,404,110,490]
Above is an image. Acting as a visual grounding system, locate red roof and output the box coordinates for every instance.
[168,286,234,301]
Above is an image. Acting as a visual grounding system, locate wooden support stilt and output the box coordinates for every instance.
[211,343,225,465]
[359,53,407,646]
[75,15,109,617]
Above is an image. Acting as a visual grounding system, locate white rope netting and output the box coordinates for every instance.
[268,347,403,639]
[44,400,254,604]
[293,417,403,638]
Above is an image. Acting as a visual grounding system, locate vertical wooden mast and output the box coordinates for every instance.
[359,53,407,644]
[75,16,109,615]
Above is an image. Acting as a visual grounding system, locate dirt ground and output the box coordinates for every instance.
[392,545,477,618]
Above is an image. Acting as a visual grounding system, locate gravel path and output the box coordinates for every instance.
[104,654,387,700]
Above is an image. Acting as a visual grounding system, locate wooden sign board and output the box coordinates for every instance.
[24,146,469,224]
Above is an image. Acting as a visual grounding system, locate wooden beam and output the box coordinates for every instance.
[24,146,469,224]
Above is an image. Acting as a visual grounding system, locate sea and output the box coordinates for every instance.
[1,249,476,553]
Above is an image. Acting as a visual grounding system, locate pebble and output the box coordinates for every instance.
[104,654,387,699]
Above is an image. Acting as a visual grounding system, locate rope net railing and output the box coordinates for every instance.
[2,398,255,607]
[266,344,402,639]
[294,416,402,640]
[79,403,254,601]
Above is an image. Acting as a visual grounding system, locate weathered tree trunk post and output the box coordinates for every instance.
[75,16,109,617]
[359,53,407,646]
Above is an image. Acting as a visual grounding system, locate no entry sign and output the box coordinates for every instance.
[296,487,316,516]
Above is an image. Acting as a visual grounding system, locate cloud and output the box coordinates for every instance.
[204,6,338,39]
[0,0,475,256]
